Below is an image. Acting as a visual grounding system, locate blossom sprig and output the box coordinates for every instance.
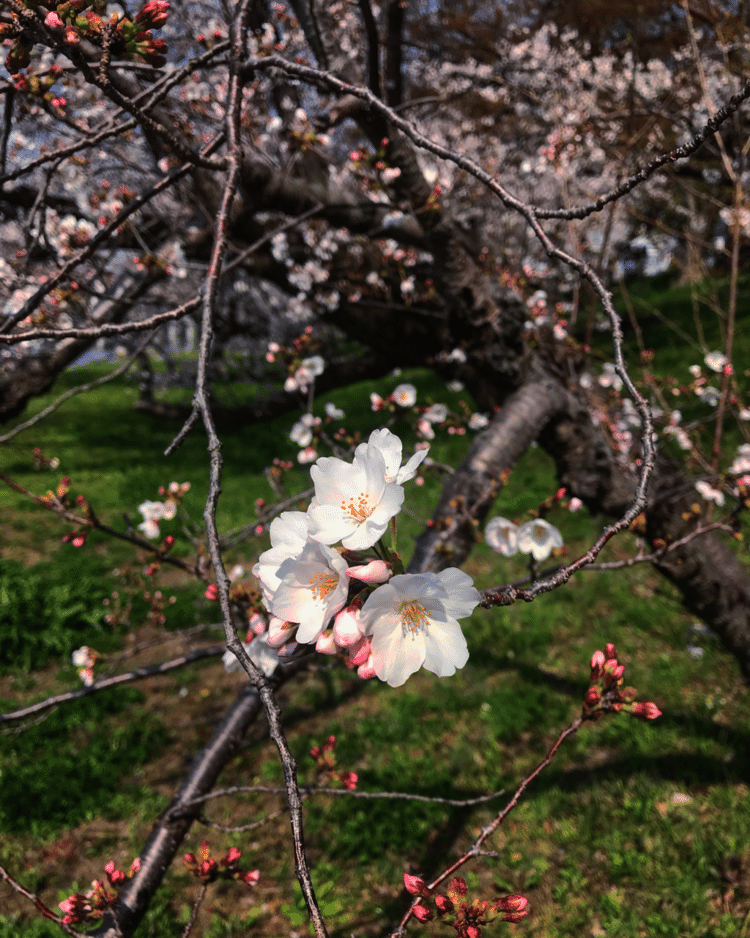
[183,840,259,886]
[404,874,529,934]
[252,428,481,686]
[137,481,190,540]
[368,382,489,441]
[58,857,140,925]
[309,735,358,790]
[583,644,662,721]
[71,645,98,686]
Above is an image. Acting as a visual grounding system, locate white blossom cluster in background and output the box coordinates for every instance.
[485,517,564,561]
[248,429,481,687]
[137,482,191,539]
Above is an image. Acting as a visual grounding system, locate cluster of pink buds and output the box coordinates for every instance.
[405,874,529,934]
[309,735,358,790]
[59,858,140,925]
[584,644,662,721]
[35,1,169,72]
[184,840,259,886]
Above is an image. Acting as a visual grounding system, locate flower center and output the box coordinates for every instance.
[341,493,374,523]
[399,599,429,634]
[533,523,547,540]
[308,571,338,600]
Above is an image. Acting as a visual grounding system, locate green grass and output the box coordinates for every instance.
[1,317,750,936]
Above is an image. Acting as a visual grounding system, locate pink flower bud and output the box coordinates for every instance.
[333,605,364,647]
[605,643,617,661]
[450,876,468,896]
[498,894,528,912]
[45,11,64,29]
[224,847,242,865]
[267,617,297,648]
[240,869,259,885]
[503,910,529,922]
[584,687,601,708]
[632,701,662,720]
[345,560,392,584]
[340,771,358,790]
[347,635,372,667]
[315,629,338,655]
[465,926,481,938]
[130,857,141,874]
[412,903,433,922]
[590,649,605,677]
[204,584,219,600]
[357,659,377,680]
[64,24,80,43]
[276,639,299,658]
[404,874,429,896]
[434,893,454,914]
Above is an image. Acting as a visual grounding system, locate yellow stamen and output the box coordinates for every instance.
[309,572,338,600]
[399,600,429,634]
[340,492,374,523]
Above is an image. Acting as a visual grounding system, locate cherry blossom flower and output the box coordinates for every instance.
[517,519,563,561]
[423,403,448,423]
[695,479,725,506]
[360,568,480,687]
[598,363,622,391]
[730,444,750,476]
[417,418,435,440]
[468,413,489,430]
[270,540,349,643]
[308,445,405,550]
[354,428,428,484]
[325,402,345,420]
[222,634,279,676]
[252,511,310,606]
[700,386,721,406]
[392,382,417,407]
[485,517,519,556]
[290,420,313,447]
[704,350,728,373]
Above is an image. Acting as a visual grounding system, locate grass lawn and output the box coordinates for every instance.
[1,344,749,937]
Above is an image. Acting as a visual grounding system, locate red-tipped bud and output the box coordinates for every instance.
[434,893,454,914]
[340,771,358,790]
[450,876,468,896]
[503,910,530,922]
[466,926,482,938]
[584,687,601,709]
[620,686,637,703]
[590,649,605,678]
[164,535,175,547]
[498,894,528,912]
[224,847,241,865]
[323,735,336,751]
[404,874,430,897]
[412,903,433,922]
[632,701,662,721]
[310,746,321,760]
[204,583,219,600]
[605,643,617,660]
[240,868,259,885]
